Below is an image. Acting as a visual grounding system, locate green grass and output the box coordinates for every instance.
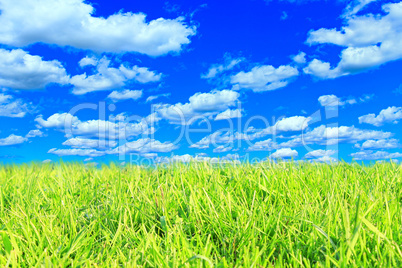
[0,161,402,267]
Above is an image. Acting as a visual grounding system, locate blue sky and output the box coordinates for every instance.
[0,0,402,164]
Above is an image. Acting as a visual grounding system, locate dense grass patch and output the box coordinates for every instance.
[0,161,402,267]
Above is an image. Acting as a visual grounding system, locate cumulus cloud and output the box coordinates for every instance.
[48,148,106,157]
[318,94,373,107]
[292,51,307,64]
[248,124,393,151]
[357,138,400,149]
[146,93,171,103]
[0,134,27,146]
[213,145,232,153]
[36,112,154,140]
[0,0,196,56]
[318,94,344,107]
[107,89,143,102]
[62,137,117,149]
[248,116,312,141]
[231,64,299,92]
[0,93,32,117]
[281,125,393,148]
[155,153,240,164]
[191,115,311,150]
[342,0,379,18]
[201,54,243,79]
[35,113,80,128]
[305,2,402,78]
[109,138,177,155]
[70,57,161,95]
[351,150,402,161]
[359,106,402,126]
[270,148,298,159]
[0,49,68,90]
[156,90,240,125]
[215,109,242,121]
[79,56,98,67]
[25,129,44,138]
[304,149,337,159]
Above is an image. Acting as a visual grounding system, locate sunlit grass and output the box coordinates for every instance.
[0,161,401,267]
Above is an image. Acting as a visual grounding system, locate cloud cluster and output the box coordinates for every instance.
[201,54,243,79]
[0,49,68,90]
[0,134,27,146]
[231,64,299,92]
[190,115,311,150]
[0,0,196,56]
[247,124,392,151]
[155,90,240,125]
[107,90,143,102]
[359,106,402,126]
[356,138,400,149]
[305,2,402,78]
[0,93,33,118]
[35,112,155,140]
[351,150,402,160]
[270,148,298,159]
[71,57,161,95]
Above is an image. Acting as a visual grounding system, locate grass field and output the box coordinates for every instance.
[0,161,402,267]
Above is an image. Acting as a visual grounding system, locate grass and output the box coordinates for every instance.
[0,161,402,267]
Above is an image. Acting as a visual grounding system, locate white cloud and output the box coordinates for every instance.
[0,93,32,117]
[231,64,299,92]
[155,153,240,164]
[156,90,240,125]
[270,148,298,159]
[318,94,344,107]
[109,138,177,155]
[35,113,80,128]
[342,0,379,18]
[79,56,98,67]
[0,0,196,56]
[0,134,27,146]
[292,51,306,64]
[62,137,117,149]
[70,57,161,95]
[305,2,402,78]
[315,155,338,163]
[25,129,44,138]
[351,150,402,160]
[48,148,106,157]
[36,112,154,140]
[358,138,399,149]
[107,89,143,102]
[304,149,337,159]
[0,49,68,90]
[201,55,243,79]
[213,145,232,153]
[248,116,312,140]
[191,115,311,150]
[280,125,393,148]
[246,138,277,151]
[146,93,171,103]
[215,109,242,121]
[248,124,393,152]
[359,106,402,126]
[318,93,373,107]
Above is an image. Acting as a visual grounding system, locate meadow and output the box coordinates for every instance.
[0,161,401,267]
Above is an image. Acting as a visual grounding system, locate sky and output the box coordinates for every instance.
[0,0,402,165]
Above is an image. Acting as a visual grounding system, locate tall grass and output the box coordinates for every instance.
[0,161,401,267]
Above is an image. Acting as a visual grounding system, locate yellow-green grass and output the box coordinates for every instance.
[0,161,402,267]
